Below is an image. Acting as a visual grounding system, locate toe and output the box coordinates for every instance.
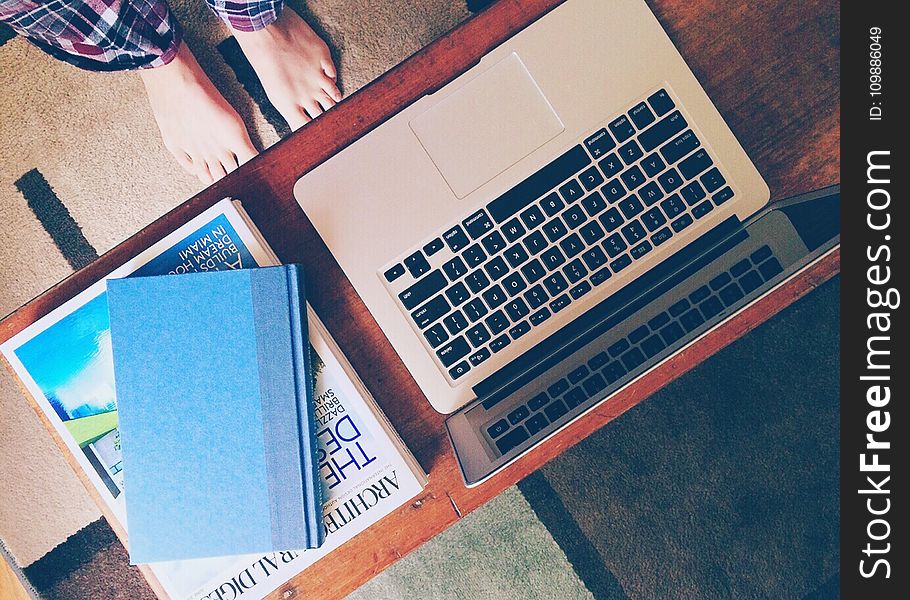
[284,106,311,131]
[304,101,323,120]
[316,92,335,111]
[233,141,257,165]
[219,152,240,175]
[322,76,342,102]
[207,159,227,181]
[321,58,337,81]
[194,160,213,185]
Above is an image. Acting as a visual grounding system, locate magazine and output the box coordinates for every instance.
[0,199,427,600]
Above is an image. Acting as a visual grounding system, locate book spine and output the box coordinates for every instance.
[286,265,325,548]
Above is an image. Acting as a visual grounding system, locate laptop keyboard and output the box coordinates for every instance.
[485,244,784,456]
[382,88,736,382]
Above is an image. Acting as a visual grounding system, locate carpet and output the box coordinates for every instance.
[1,0,839,598]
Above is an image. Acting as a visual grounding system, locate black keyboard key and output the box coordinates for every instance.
[564,386,588,409]
[730,259,751,277]
[680,308,705,332]
[692,200,714,219]
[469,348,492,367]
[603,233,627,257]
[463,244,487,268]
[629,325,649,343]
[524,284,549,309]
[490,334,511,353]
[610,254,632,272]
[621,347,646,371]
[659,321,685,345]
[647,88,675,116]
[641,334,666,358]
[484,256,509,280]
[599,208,625,233]
[443,225,470,252]
[598,153,624,178]
[570,281,592,299]
[602,361,627,383]
[638,181,664,206]
[485,310,510,335]
[488,145,591,223]
[501,273,527,298]
[562,205,587,229]
[700,167,726,193]
[540,192,564,217]
[713,186,735,206]
[466,323,491,347]
[445,282,471,306]
[660,130,700,164]
[508,405,531,425]
[550,375,572,396]
[660,193,686,218]
[621,220,647,244]
[568,364,589,384]
[481,230,507,255]
[629,240,653,260]
[412,295,450,328]
[523,230,548,255]
[589,351,610,370]
[608,115,636,142]
[641,207,667,231]
[550,293,572,313]
[648,312,670,330]
[505,297,530,321]
[463,209,495,239]
[602,178,627,202]
[579,166,605,191]
[700,295,724,318]
[580,220,607,246]
[582,372,607,397]
[424,237,444,256]
[719,282,744,306]
[509,321,531,339]
[443,256,468,281]
[559,179,585,203]
[657,167,684,193]
[529,307,551,326]
[384,263,405,282]
[681,181,707,206]
[618,196,644,219]
[629,101,656,129]
[525,413,549,435]
[462,298,490,323]
[482,284,508,308]
[543,218,569,242]
[620,165,646,190]
[466,270,491,293]
[437,336,470,367]
[758,257,784,280]
[641,153,666,177]
[544,272,569,295]
[424,323,449,348]
[520,205,546,229]
[710,272,732,290]
[449,361,470,380]
[751,245,773,263]
[581,191,608,217]
[671,213,694,232]
[668,298,690,317]
[399,270,447,309]
[618,139,644,165]
[679,148,713,179]
[690,285,711,303]
[495,426,529,454]
[582,246,608,270]
[584,128,616,158]
[739,270,763,293]
[652,227,673,246]
[521,259,547,283]
[544,399,569,422]
[502,218,526,242]
[541,247,567,270]
[591,267,612,286]
[444,310,469,334]
[608,339,630,357]
[529,392,549,411]
[560,233,586,258]
[639,110,687,152]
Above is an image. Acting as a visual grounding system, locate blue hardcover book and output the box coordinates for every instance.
[106,264,325,564]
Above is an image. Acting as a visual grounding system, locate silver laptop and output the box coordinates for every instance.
[295,0,770,471]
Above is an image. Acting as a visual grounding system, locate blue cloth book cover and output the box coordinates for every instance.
[106,264,325,564]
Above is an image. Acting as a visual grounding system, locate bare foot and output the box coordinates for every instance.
[139,42,258,184]
[233,8,342,130]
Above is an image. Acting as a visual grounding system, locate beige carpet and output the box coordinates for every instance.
[0,0,469,567]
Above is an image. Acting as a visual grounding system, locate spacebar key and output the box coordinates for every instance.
[487,145,591,223]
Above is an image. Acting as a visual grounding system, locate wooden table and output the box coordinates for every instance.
[0,0,839,598]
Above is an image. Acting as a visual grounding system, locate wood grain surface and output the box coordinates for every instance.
[0,1,839,598]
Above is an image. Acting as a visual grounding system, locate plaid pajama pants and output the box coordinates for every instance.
[0,0,284,70]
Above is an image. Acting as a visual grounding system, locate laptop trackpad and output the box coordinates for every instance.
[409,53,564,199]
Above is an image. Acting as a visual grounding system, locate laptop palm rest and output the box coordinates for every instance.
[409,52,564,199]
